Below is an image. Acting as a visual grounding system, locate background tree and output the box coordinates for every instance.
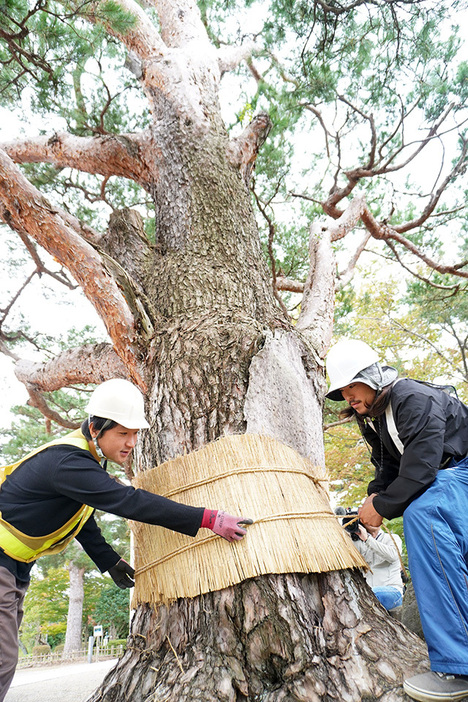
[20,566,69,652]
[1,0,467,699]
[91,585,132,641]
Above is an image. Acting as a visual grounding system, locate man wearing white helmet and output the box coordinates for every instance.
[0,378,251,702]
[326,340,468,702]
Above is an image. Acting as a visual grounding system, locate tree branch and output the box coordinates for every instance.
[252,178,290,318]
[0,271,36,325]
[382,242,461,290]
[335,231,372,289]
[82,0,164,60]
[320,102,465,219]
[1,131,152,184]
[302,191,468,280]
[323,416,353,431]
[326,196,368,241]
[227,113,272,183]
[389,319,466,380]
[360,206,468,278]
[276,276,305,294]
[0,148,146,387]
[149,0,211,48]
[14,343,128,391]
[14,342,129,428]
[0,338,20,362]
[74,0,222,131]
[217,42,255,76]
[10,229,78,289]
[295,223,336,357]
[20,386,81,429]
[393,134,468,234]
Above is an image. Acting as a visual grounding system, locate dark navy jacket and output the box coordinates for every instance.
[361,378,468,519]
[0,445,204,582]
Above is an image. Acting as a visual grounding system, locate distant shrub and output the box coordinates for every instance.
[32,644,51,657]
[107,639,127,650]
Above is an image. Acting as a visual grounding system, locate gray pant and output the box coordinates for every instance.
[0,567,28,702]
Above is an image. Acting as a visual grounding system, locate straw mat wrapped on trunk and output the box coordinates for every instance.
[131,433,366,605]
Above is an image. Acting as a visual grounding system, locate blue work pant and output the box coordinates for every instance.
[404,460,468,675]
[372,586,403,611]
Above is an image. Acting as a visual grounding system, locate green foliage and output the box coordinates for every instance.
[201,0,468,302]
[0,0,152,231]
[0,384,89,460]
[0,407,54,462]
[91,586,131,639]
[107,638,127,648]
[21,567,70,651]
[1,0,466,302]
[97,1,139,34]
[325,418,371,507]
[332,273,468,396]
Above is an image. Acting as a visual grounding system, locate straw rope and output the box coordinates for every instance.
[382,523,407,577]
[135,511,338,575]
[159,464,327,499]
[131,433,368,605]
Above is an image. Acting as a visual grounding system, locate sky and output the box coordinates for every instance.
[0,246,106,431]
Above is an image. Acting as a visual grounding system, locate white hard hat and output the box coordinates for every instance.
[326,339,380,401]
[86,379,149,429]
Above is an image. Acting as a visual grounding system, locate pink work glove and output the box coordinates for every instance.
[202,509,253,542]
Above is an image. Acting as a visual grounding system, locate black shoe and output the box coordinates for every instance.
[404,672,468,701]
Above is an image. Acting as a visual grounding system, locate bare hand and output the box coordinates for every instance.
[357,525,368,541]
[359,494,383,528]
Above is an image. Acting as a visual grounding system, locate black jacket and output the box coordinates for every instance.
[361,378,468,519]
[0,444,204,582]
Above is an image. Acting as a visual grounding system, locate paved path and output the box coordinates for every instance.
[5,658,118,702]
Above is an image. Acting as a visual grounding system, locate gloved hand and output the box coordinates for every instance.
[203,509,253,542]
[108,559,135,589]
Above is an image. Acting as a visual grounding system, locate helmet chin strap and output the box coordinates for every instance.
[90,417,113,467]
[93,438,108,469]
[93,437,106,461]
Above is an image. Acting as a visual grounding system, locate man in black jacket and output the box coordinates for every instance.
[326,339,468,702]
[0,378,251,702]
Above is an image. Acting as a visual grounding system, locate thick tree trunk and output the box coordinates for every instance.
[88,571,427,701]
[86,124,430,700]
[63,562,86,655]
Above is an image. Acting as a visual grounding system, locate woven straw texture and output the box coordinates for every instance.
[131,433,366,605]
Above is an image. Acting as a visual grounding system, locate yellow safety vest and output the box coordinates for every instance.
[0,429,95,563]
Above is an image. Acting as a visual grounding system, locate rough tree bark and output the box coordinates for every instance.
[90,571,425,702]
[0,1,430,700]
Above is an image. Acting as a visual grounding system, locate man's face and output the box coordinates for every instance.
[340,382,377,415]
[91,423,139,465]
